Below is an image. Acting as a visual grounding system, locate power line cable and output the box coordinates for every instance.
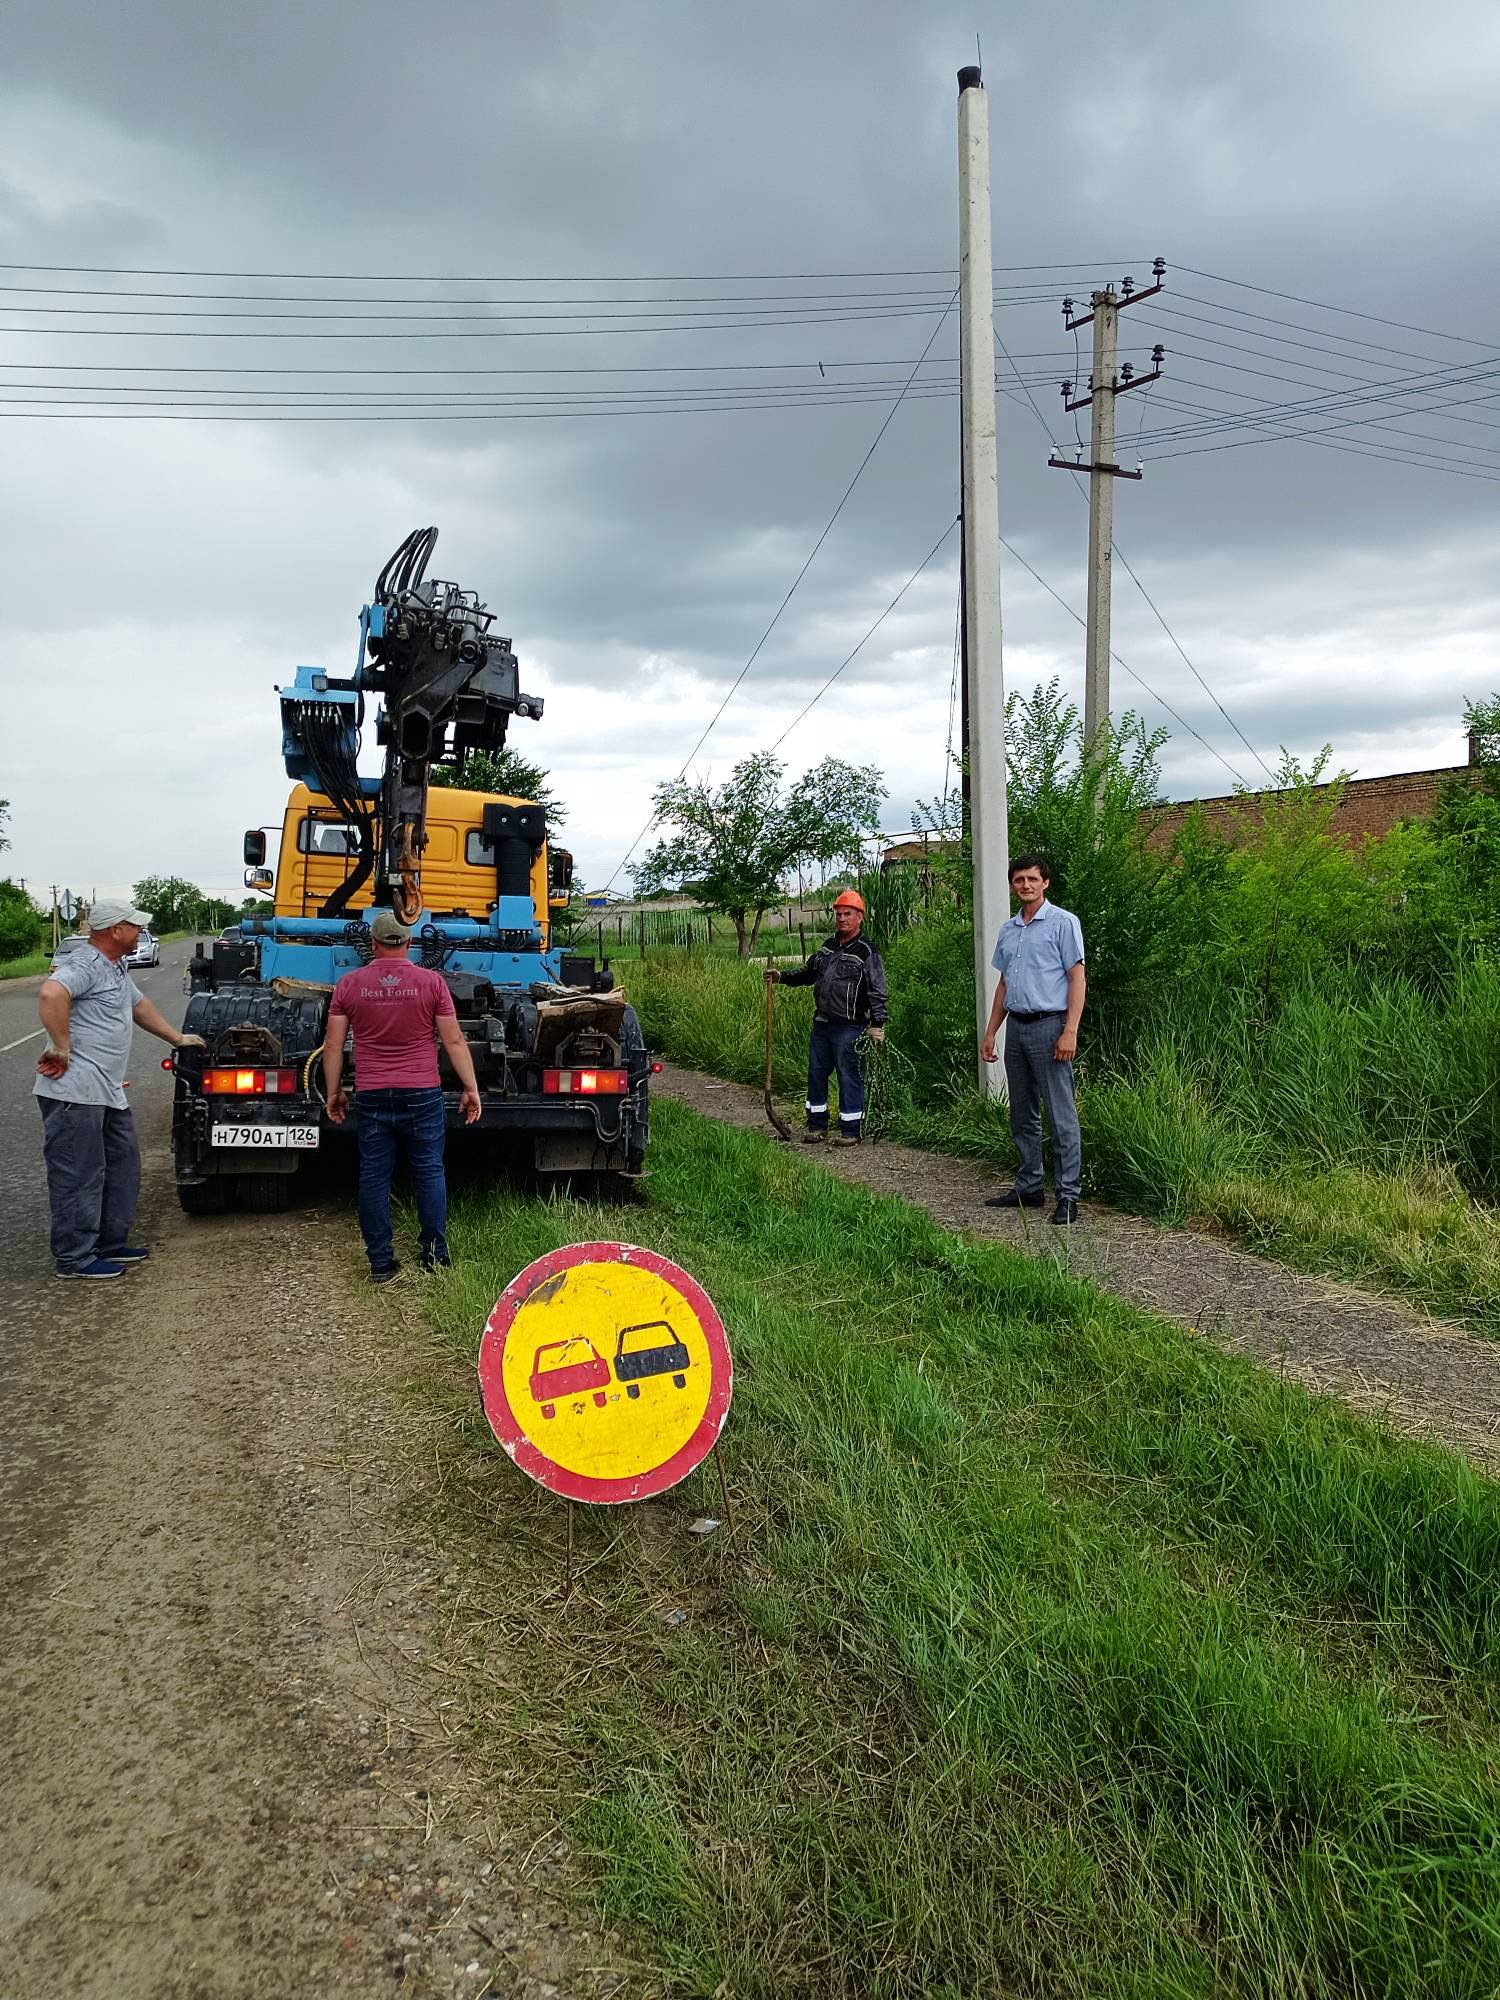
[942,576,963,816]
[999,535,1249,787]
[767,517,959,750]
[1136,389,1500,484]
[596,294,959,891]
[0,303,974,340]
[0,258,1141,281]
[1152,374,1500,466]
[1175,264,1500,355]
[0,388,966,424]
[1168,288,1460,368]
[0,281,1077,307]
[0,348,1088,377]
[993,325,1273,779]
[1129,330,1500,466]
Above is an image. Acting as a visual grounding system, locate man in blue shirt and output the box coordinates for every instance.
[979,854,1087,1224]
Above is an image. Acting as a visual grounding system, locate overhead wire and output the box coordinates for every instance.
[992,324,1273,779]
[596,292,959,891]
[0,258,1144,281]
[1174,264,1500,355]
[767,517,959,750]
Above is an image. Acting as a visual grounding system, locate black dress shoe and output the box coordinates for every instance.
[1050,1199,1080,1225]
[984,1188,1045,1209]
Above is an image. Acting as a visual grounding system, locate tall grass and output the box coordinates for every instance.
[404,1103,1500,1998]
[0,949,51,981]
[627,949,1500,1332]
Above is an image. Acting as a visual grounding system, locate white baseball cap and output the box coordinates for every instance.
[88,897,152,930]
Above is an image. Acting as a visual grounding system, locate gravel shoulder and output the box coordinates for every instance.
[1,1148,623,1997]
[657,1062,1500,1476]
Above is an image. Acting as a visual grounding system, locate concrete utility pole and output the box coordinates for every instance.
[1048,262,1167,758]
[1083,292,1119,753]
[956,64,1009,1099]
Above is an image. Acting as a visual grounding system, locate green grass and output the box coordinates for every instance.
[625,951,1500,1335]
[399,1102,1500,1998]
[0,949,52,980]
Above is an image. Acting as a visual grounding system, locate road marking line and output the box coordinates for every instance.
[1,1029,44,1054]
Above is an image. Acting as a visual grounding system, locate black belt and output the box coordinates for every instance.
[1006,1009,1063,1024]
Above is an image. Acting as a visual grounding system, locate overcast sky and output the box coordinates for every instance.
[2,0,1497,903]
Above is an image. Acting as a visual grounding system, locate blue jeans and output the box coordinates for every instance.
[355,1087,448,1273]
[806,1019,865,1136]
[38,1099,141,1273]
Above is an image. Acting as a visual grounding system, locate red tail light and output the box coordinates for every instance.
[202,1068,299,1095]
[541,1068,629,1095]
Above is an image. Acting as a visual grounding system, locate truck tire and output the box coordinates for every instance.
[239,1172,296,1213]
[177,1178,232,1217]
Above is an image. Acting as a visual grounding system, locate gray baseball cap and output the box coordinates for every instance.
[369,910,412,945]
[89,897,152,930]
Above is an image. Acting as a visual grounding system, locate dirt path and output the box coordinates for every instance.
[657,1063,1500,1476]
[1,1160,620,1997]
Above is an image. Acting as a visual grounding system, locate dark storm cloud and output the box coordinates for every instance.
[0,0,1496,889]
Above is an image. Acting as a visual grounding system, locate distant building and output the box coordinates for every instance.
[1144,758,1472,852]
[882,749,1477,873]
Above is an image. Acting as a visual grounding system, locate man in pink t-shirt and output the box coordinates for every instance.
[323,911,481,1282]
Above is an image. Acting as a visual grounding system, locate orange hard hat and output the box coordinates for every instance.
[833,889,866,913]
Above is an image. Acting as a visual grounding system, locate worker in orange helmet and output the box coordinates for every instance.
[767,888,887,1145]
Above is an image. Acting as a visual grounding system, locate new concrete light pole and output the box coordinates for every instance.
[957,64,1009,1099]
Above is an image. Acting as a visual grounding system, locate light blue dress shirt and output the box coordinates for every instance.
[990,900,1085,1013]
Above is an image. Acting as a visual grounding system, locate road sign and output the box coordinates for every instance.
[478,1241,732,1504]
[59,890,75,922]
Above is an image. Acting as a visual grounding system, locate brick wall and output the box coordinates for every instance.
[1143,765,1470,852]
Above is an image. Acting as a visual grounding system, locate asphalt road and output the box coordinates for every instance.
[0,938,196,1561]
[0,936,193,1284]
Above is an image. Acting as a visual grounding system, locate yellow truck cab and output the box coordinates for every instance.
[271,782,560,940]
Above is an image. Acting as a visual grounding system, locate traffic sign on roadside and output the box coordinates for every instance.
[478,1241,732,1504]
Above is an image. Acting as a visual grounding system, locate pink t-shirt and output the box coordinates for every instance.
[331,961,456,1092]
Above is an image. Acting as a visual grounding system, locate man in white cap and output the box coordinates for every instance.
[35,898,206,1279]
[323,909,482,1283]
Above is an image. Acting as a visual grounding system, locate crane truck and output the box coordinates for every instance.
[169,527,651,1214]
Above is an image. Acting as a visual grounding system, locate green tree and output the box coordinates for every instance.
[430,747,565,824]
[0,879,45,961]
[131,876,234,935]
[634,752,885,956]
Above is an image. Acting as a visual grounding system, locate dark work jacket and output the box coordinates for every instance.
[779,933,888,1026]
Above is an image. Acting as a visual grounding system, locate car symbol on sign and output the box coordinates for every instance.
[529,1337,611,1419]
[614,1321,691,1399]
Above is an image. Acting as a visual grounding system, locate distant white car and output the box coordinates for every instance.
[124,930,161,969]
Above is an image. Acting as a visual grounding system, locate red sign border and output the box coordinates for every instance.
[477,1241,733,1504]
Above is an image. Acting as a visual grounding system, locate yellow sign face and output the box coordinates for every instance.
[477,1242,732,1503]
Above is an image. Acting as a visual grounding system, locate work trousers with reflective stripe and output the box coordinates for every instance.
[38,1098,141,1274]
[805,1018,864,1137]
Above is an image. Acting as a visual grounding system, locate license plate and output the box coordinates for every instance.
[211,1123,320,1150]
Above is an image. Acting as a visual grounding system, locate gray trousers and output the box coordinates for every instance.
[1003,1013,1082,1202]
[38,1099,141,1273]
